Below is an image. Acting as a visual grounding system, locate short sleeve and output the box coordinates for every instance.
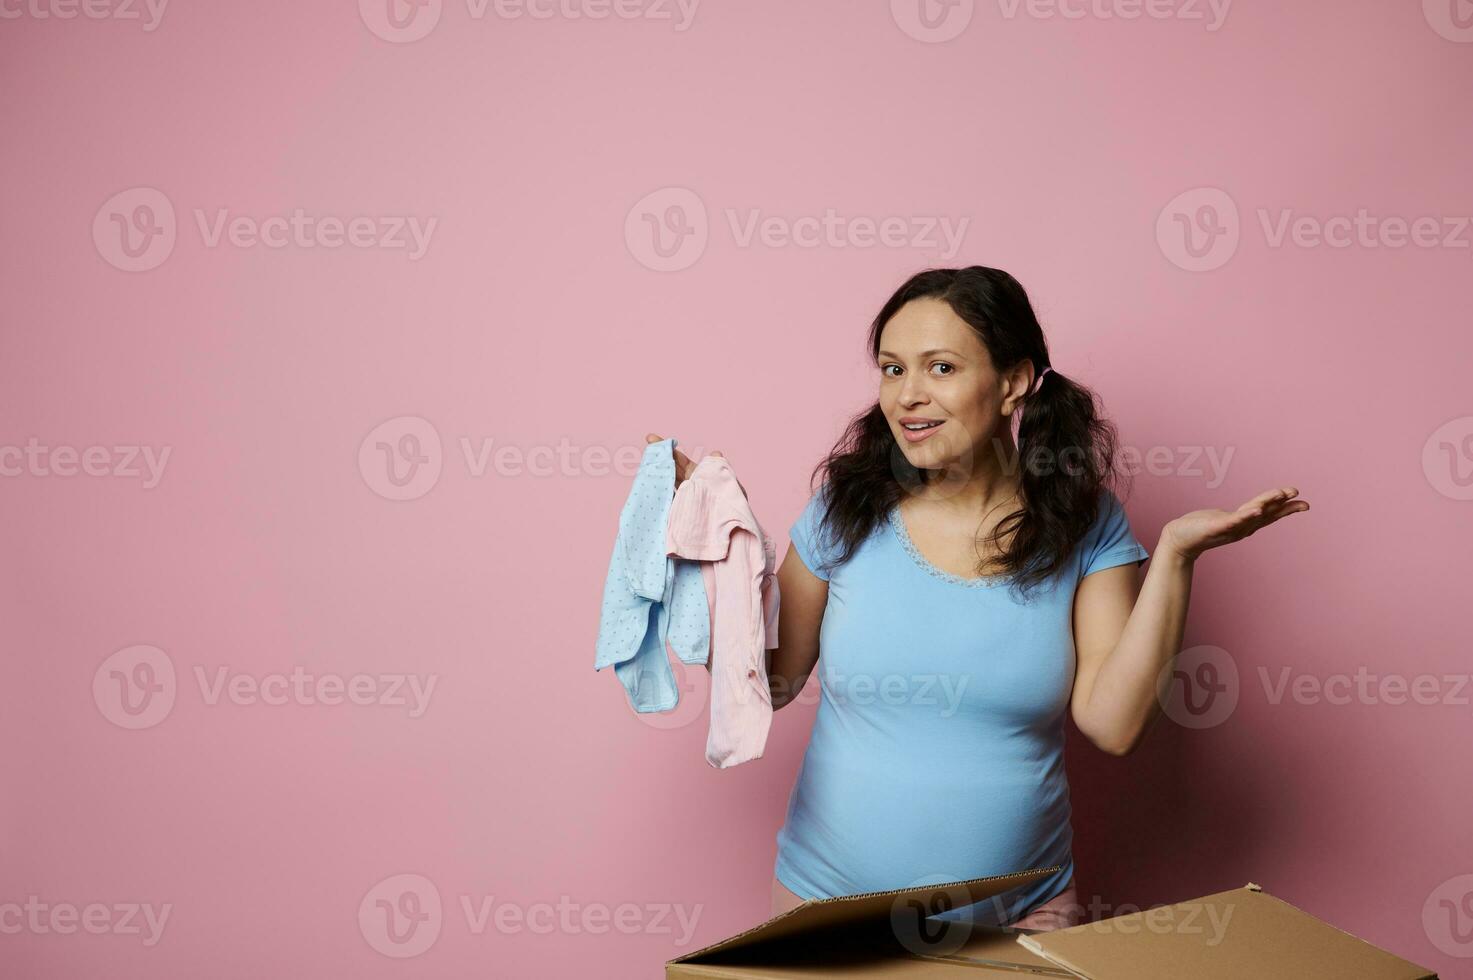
[1080,489,1150,578]
[788,487,840,582]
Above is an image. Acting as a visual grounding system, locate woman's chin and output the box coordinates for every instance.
[901,444,951,472]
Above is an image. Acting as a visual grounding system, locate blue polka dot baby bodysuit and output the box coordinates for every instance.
[593,437,711,712]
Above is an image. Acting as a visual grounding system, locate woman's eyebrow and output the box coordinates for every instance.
[877,348,963,359]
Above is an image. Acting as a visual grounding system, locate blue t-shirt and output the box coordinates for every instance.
[774,485,1149,926]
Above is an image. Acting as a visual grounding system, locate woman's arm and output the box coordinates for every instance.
[1070,486,1309,756]
[766,543,827,710]
[1070,547,1190,755]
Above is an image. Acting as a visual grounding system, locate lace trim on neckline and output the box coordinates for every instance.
[886,505,1012,589]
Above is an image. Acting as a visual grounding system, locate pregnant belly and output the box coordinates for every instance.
[783,751,1073,893]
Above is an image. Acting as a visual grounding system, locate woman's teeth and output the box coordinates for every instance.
[903,421,941,430]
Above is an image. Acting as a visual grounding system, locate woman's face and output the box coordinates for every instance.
[876,297,1022,475]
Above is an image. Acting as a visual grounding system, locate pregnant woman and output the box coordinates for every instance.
[649,265,1307,932]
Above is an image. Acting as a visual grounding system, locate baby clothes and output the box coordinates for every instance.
[594,438,711,712]
[665,455,780,768]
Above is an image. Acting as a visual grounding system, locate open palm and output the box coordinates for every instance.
[1164,487,1310,561]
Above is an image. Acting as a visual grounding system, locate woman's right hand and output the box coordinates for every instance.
[648,432,726,673]
[646,433,721,489]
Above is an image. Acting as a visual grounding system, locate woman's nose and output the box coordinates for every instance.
[898,375,928,405]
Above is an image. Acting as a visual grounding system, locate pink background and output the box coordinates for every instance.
[3,1,1471,976]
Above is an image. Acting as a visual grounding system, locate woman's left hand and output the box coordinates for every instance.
[1161,487,1310,561]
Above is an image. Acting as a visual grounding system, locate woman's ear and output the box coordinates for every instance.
[1000,365,1033,417]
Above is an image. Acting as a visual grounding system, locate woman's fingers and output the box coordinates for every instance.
[1243,486,1297,512]
[1229,490,1310,538]
[646,432,700,483]
[1238,486,1300,519]
[1257,497,1310,525]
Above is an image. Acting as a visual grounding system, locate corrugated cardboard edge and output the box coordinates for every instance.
[1015,931,1108,980]
[1015,884,1439,980]
[669,864,1062,966]
[1243,886,1437,979]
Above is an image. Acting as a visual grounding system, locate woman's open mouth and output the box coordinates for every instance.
[898,418,944,443]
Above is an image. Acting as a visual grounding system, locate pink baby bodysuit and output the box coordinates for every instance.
[665,456,779,768]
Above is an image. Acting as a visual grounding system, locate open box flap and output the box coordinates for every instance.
[1016,883,1439,980]
[670,865,1062,966]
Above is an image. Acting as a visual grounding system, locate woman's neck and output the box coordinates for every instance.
[912,466,1021,516]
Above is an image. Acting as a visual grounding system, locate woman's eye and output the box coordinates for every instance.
[931,363,953,376]
[882,364,901,377]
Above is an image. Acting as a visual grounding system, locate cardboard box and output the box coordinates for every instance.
[666,866,1439,978]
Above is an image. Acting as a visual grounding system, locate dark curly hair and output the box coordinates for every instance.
[804,265,1132,602]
